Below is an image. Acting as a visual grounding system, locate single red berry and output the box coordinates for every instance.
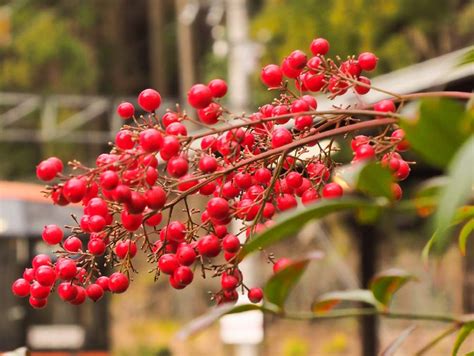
[36,159,59,181]
[188,84,213,109]
[100,170,119,190]
[88,215,107,232]
[108,272,129,293]
[281,58,301,78]
[173,266,194,287]
[32,254,51,269]
[261,64,283,87]
[57,259,77,280]
[234,172,252,190]
[221,273,239,291]
[263,202,276,219]
[145,211,162,226]
[29,296,47,309]
[113,184,132,204]
[287,50,307,70]
[169,275,185,290]
[162,112,180,127]
[197,234,221,257]
[42,224,63,245]
[12,278,30,297]
[197,103,222,125]
[58,282,78,301]
[167,156,189,178]
[273,258,292,273]
[88,238,106,256]
[277,193,298,211]
[86,284,104,302]
[358,52,378,71]
[30,281,50,299]
[310,38,330,55]
[301,189,320,205]
[303,73,325,92]
[322,183,343,199]
[160,135,181,161]
[138,89,162,112]
[121,211,143,232]
[271,128,293,148]
[115,129,135,149]
[222,234,240,253]
[63,178,87,203]
[63,236,82,252]
[23,268,35,282]
[126,191,147,214]
[117,102,135,118]
[208,79,228,98]
[139,128,163,152]
[115,240,138,259]
[199,155,218,173]
[351,135,369,151]
[392,183,403,200]
[96,276,110,291]
[176,245,196,266]
[295,115,313,131]
[395,160,411,181]
[391,129,410,151]
[340,59,362,77]
[207,197,230,220]
[159,254,180,274]
[354,144,375,161]
[374,99,396,114]
[35,266,56,286]
[248,287,264,303]
[166,122,188,136]
[286,172,303,188]
[355,76,371,95]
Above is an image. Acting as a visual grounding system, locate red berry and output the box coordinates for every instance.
[23,268,35,282]
[198,103,222,125]
[88,215,106,232]
[208,79,228,98]
[145,211,162,226]
[392,183,403,200]
[273,258,292,273]
[42,224,63,245]
[139,129,163,152]
[287,50,307,70]
[351,135,369,151]
[374,99,396,114]
[188,84,213,109]
[145,186,167,210]
[126,191,147,214]
[162,112,180,127]
[86,284,104,302]
[36,159,59,181]
[30,281,50,299]
[12,278,30,297]
[176,245,196,266]
[32,254,51,269]
[35,266,56,286]
[354,144,375,161]
[160,135,181,161]
[391,129,410,151]
[221,273,239,290]
[355,76,371,95]
[113,184,132,204]
[261,64,283,87]
[138,89,162,112]
[29,296,47,309]
[197,234,221,257]
[121,211,143,231]
[115,129,135,149]
[57,259,77,280]
[281,58,301,78]
[358,52,378,71]
[322,183,343,199]
[117,102,135,118]
[207,197,230,220]
[222,234,240,253]
[58,282,78,301]
[108,272,129,293]
[47,157,64,173]
[248,287,263,303]
[295,115,313,131]
[63,178,87,203]
[303,73,325,92]
[96,276,110,291]
[310,38,329,55]
[63,236,82,252]
[301,188,320,205]
[115,240,138,259]
[271,128,293,148]
[70,286,86,305]
[166,122,188,136]
[173,266,194,287]
[277,194,298,211]
[167,156,189,178]
[395,160,411,181]
[286,172,303,188]
[100,170,119,190]
[159,254,180,274]
[199,155,218,173]
[88,238,106,256]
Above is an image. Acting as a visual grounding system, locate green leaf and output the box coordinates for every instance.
[238,197,377,259]
[459,219,474,256]
[312,289,378,313]
[337,161,394,199]
[400,98,472,169]
[369,269,416,308]
[265,252,323,309]
[452,323,474,356]
[458,49,474,66]
[433,136,474,251]
[380,325,417,356]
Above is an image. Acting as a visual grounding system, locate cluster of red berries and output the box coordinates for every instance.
[13,37,410,308]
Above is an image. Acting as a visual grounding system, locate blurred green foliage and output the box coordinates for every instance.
[251,0,474,73]
[0,0,98,93]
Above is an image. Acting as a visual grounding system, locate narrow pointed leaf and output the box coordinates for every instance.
[380,325,417,356]
[459,219,474,256]
[370,269,416,308]
[312,289,378,313]
[452,323,474,356]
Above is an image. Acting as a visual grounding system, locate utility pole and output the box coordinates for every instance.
[219,1,263,356]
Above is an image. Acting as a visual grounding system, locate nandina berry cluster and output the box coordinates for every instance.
[12,37,411,309]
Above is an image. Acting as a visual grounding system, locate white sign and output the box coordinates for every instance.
[27,325,85,349]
